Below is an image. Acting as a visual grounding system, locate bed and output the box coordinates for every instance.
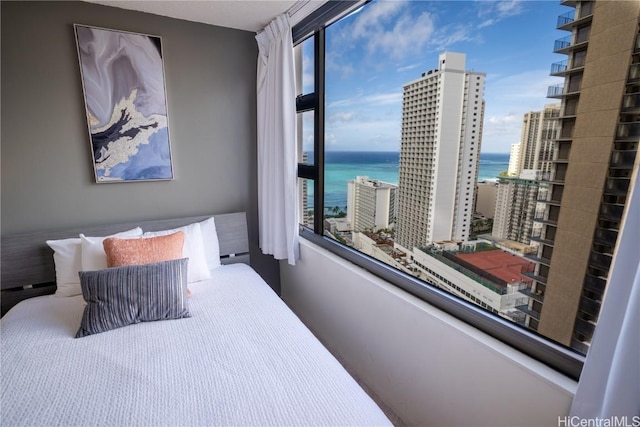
[1,212,392,426]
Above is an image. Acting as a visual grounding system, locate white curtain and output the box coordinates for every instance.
[570,167,640,418]
[255,14,299,265]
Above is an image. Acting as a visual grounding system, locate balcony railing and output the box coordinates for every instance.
[515,303,541,320]
[547,84,565,98]
[589,251,613,271]
[535,172,553,182]
[604,177,631,196]
[551,60,568,75]
[578,296,602,318]
[571,338,590,355]
[525,253,552,266]
[554,35,572,52]
[610,150,637,168]
[519,287,545,303]
[574,317,596,337]
[594,227,618,247]
[530,231,554,246]
[628,63,640,82]
[557,11,575,28]
[538,196,562,206]
[583,273,607,294]
[599,203,625,222]
[622,93,640,114]
[616,122,640,141]
[522,270,548,285]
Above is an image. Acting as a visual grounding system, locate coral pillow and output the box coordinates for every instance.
[103,231,185,267]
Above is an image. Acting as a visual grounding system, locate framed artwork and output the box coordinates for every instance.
[74,24,173,183]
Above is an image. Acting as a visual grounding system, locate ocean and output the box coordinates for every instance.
[307,151,509,211]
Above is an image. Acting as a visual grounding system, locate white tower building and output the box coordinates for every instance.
[396,52,486,251]
[347,176,397,232]
[508,143,521,176]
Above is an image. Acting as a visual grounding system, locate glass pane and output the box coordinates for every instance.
[298,111,314,165]
[294,36,314,96]
[299,178,314,229]
[321,0,609,358]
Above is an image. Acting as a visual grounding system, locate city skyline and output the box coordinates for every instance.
[301,0,566,153]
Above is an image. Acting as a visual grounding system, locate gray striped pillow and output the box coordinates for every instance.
[76,258,191,338]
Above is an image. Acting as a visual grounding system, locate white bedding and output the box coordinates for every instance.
[1,264,392,426]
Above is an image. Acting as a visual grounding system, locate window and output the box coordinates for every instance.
[293,0,636,381]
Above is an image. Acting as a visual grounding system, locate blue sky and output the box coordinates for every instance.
[301,0,568,153]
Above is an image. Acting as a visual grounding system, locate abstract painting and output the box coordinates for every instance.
[74,25,173,182]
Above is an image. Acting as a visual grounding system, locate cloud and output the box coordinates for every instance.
[343,0,485,63]
[476,0,525,28]
[326,51,356,79]
[396,63,422,73]
[486,69,561,102]
[328,112,355,123]
[481,69,562,152]
[478,19,496,29]
[350,0,407,38]
[301,54,314,93]
[372,12,437,59]
[329,92,402,108]
[347,1,437,60]
[429,25,475,51]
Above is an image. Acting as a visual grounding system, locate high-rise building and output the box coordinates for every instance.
[300,152,312,227]
[475,181,498,219]
[396,52,486,251]
[507,143,522,176]
[347,176,397,232]
[519,0,640,354]
[492,170,546,245]
[519,103,561,175]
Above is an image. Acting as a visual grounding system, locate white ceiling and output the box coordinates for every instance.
[85,0,326,32]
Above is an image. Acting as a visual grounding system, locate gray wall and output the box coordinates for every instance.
[281,240,577,426]
[1,1,280,290]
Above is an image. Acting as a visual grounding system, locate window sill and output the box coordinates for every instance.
[281,236,577,425]
[297,228,585,381]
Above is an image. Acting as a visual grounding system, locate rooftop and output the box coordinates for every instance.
[454,249,534,285]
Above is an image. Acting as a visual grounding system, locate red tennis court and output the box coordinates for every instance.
[455,250,533,284]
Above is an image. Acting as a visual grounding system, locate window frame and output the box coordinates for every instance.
[293,0,585,381]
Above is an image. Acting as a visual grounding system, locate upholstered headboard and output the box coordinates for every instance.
[1,212,249,315]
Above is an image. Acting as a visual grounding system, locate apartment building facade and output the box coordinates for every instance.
[396,52,486,251]
[346,176,398,233]
[518,104,561,175]
[520,0,640,354]
[492,171,546,245]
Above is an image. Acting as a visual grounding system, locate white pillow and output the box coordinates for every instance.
[48,227,142,297]
[143,222,211,283]
[46,238,84,297]
[79,228,144,272]
[198,217,221,271]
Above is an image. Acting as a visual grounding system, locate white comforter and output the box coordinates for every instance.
[1,264,391,426]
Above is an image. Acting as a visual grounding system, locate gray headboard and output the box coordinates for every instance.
[1,212,249,315]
